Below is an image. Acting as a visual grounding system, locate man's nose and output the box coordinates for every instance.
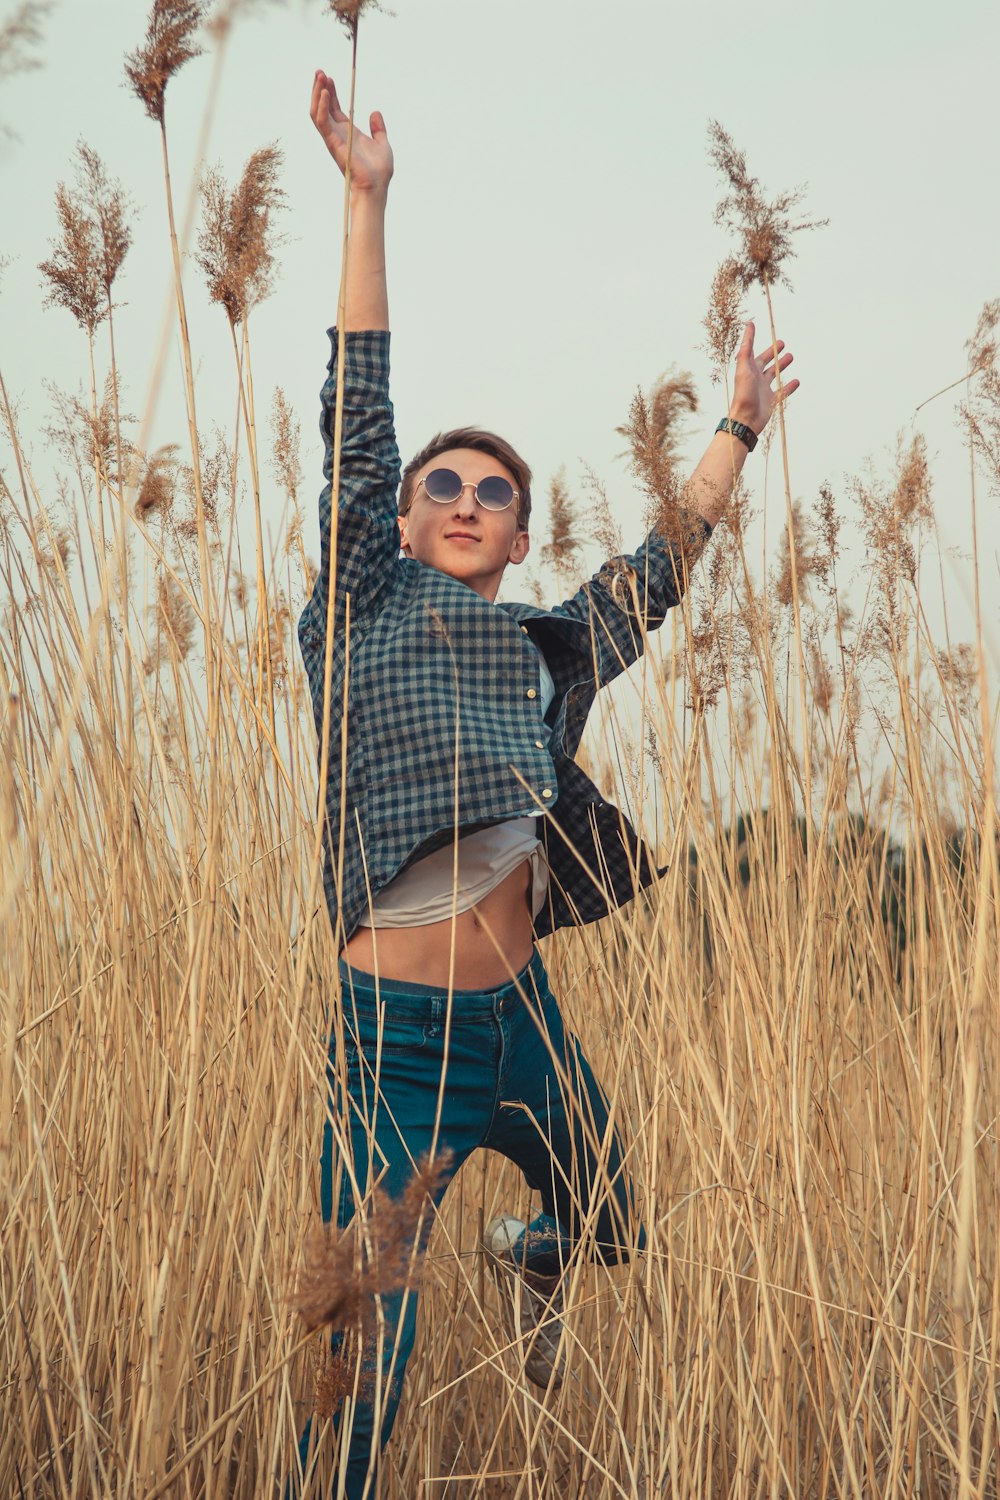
[452,483,479,515]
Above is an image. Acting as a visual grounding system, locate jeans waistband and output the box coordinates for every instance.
[337,945,549,1021]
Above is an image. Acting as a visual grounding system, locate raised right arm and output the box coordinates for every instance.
[299,71,400,647]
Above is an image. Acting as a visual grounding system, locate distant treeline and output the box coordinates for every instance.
[685,810,993,982]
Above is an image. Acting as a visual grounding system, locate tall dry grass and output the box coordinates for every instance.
[2,3,998,1496]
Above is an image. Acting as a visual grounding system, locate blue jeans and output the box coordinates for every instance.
[292,947,644,1499]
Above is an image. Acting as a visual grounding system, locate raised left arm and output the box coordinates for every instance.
[550,323,799,690]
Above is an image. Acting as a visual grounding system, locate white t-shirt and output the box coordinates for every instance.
[358,648,556,928]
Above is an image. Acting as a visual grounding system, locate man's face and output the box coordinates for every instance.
[398,447,530,601]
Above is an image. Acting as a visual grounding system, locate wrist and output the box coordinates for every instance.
[716,417,757,453]
[349,184,389,213]
[727,404,760,435]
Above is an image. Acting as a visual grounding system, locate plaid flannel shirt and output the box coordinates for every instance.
[298,330,711,945]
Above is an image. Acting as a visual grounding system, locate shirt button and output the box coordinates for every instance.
[526,688,537,699]
[521,625,529,634]
[542,788,553,799]
[535,740,545,749]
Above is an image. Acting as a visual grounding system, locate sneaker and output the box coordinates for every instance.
[482,1214,565,1389]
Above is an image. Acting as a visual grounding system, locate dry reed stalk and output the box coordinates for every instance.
[198,143,287,732]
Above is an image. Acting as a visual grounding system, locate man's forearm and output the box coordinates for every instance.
[340,191,389,331]
[684,427,750,529]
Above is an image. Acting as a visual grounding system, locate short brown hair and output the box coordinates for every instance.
[399,427,532,529]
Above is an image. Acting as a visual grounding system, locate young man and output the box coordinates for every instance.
[295,69,798,1498]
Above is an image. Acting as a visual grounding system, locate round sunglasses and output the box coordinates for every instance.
[418,467,518,512]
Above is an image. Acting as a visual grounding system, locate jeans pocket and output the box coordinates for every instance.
[347,1011,431,1061]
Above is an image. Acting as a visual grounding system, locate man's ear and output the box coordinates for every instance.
[508,529,530,566]
[397,511,411,554]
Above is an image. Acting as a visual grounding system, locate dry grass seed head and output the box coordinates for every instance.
[704,256,746,375]
[540,467,583,585]
[75,144,133,293]
[808,631,835,716]
[937,643,979,724]
[617,369,697,536]
[813,482,841,588]
[293,1152,449,1335]
[708,121,827,291]
[198,145,286,325]
[35,509,73,583]
[328,0,387,35]
[135,444,180,519]
[892,433,932,527]
[144,573,195,672]
[0,0,51,85]
[125,0,206,125]
[39,184,105,335]
[582,465,622,560]
[156,573,196,660]
[270,387,302,504]
[966,298,1000,376]
[961,301,1000,496]
[267,596,292,687]
[771,499,823,609]
[44,379,129,492]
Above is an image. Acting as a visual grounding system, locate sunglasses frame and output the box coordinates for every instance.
[418,467,519,513]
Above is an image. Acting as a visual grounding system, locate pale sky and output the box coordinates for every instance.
[2,0,999,731]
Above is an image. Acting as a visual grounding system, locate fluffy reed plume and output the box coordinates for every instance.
[38,146,131,335]
[134,443,180,519]
[0,0,50,85]
[772,500,820,608]
[937,643,979,724]
[813,481,841,587]
[294,1154,449,1335]
[35,508,73,584]
[703,255,745,376]
[685,534,758,712]
[853,436,933,663]
[145,572,196,671]
[807,632,835,716]
[124,0,206,124]
[617,370,699,538]
[270,387,302,508]
[265,595,291,687]
[962,299,1000,492]
[271,388,313,582]
[539,467,582,586]
[38,188,104,336]
[582,463,622,560]
[708,121,826,291]
[197,146,286,326]
[76,145,133,301]
[967,297,1000,375]
[891,431,933,529]
[328,0,386,35]
[44,378,128,493]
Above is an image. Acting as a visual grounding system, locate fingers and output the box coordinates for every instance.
[370,110,388,139]
[310,69,348,126]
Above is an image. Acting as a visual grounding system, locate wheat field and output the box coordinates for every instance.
[2,2,998,1496]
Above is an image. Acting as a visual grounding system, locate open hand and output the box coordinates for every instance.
[310,70,393,198]
[730,322,799,434]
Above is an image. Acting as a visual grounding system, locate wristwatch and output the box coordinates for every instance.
[715,417,758,452]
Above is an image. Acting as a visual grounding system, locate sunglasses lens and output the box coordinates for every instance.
[476,476,515,510]
[423,468,463,503]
